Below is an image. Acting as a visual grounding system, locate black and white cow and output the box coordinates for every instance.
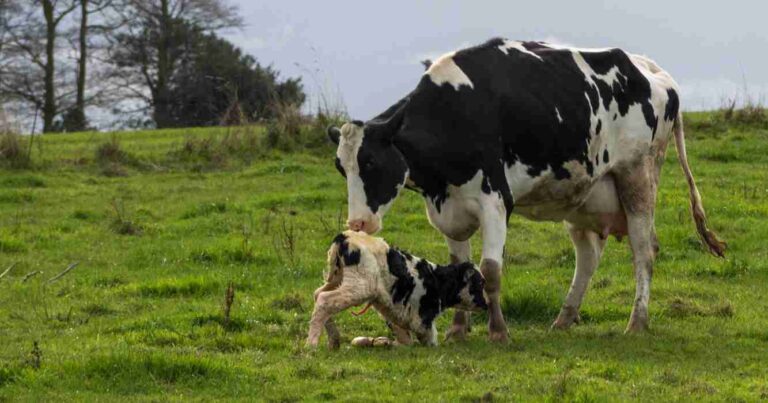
[328,38,726,342]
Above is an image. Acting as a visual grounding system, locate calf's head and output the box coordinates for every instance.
[452,264,489,312]
[328,120,408,234]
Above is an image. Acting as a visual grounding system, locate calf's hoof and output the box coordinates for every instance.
[351,336,393,347]
[327,337,340,350]
[551,306,581,330]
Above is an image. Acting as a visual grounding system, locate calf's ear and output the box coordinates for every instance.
[327,126,341,144]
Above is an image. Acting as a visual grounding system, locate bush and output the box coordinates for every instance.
[95,136,140,176]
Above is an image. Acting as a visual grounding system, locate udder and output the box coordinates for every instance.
[566,175,628,239]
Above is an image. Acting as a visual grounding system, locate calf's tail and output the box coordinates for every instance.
[673,113,727,257]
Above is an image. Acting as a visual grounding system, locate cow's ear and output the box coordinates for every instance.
[327,126,341,144]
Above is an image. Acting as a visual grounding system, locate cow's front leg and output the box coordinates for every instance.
[387,322,413,345]
[552,225,606,330]
[445,237,472,341]
[480,195,509,343]
[417,324,438,346]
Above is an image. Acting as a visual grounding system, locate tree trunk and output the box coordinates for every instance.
[72,0,88,131]
[42,0,56,133]
[153,0,172,128]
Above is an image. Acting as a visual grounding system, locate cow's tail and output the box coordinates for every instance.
[673,113,727,257]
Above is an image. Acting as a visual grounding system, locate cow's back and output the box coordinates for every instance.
[400,38,679,216]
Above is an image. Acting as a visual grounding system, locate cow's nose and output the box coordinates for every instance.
[348,219,365,232]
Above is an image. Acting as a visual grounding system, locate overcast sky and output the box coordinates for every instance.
[223,1,768,120]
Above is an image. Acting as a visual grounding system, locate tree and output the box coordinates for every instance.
[109,0,241,128]
[0,0,77,133]
[61,0,117,131]
[166,29,305,127]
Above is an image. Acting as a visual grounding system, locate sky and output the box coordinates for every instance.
[222,0,768,120]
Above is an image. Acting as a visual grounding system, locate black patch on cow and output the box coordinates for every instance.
[351,120,364,127]
[356,129,409,213]
[603,149,609,164]
[585,160,594,176]
[334,157,346,178]
[613,113,617,120]
[594,155,599,167]
[387,248,415,305]
[580,50,658,137]
[596,119,602,135]
[665,88,679,121]
[481,175,491,194]
[331,233,360,267]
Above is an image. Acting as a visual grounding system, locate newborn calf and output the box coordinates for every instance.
[307,230,488,349]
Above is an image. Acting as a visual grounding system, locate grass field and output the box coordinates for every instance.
[0,113,767,401]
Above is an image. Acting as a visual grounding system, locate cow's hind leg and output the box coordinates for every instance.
[445,237,473,341]
[552,225,606,330]
[615,158,658,333]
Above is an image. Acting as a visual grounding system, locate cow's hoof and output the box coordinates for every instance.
[305,340,320,349]
[445,324,469,342]
[551,306,581,330]
[488,329,509,343]
[624,320,649,334]
[625,308,649,334]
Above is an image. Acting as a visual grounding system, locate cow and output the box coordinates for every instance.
[327,38,726,342]
[306,230,488,349]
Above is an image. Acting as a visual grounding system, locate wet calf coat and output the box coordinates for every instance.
[306,231,487,349]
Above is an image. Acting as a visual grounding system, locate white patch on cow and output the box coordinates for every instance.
[425,52,474,91]
[555,107,563,123]
[506,160,550,201]
[336,124,376,227]
[424,170,485,241]
[497,40,543,61]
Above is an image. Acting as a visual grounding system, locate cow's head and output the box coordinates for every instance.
[328,118,408,234]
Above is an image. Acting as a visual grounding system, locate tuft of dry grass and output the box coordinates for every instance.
[0,132,31,168]
[265,101,306,151]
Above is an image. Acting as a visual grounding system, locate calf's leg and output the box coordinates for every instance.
[307,288,366,348]
[552,225,606,329]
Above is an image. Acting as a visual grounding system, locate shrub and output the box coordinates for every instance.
[95,136,138,176]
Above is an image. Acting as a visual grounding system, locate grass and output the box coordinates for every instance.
[0,113,767,400]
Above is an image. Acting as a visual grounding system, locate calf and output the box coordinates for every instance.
[306,230,488,349]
